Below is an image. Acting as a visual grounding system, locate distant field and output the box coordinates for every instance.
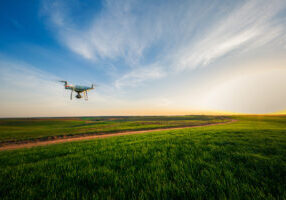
[0,115,229,143]
[0,116,285,199]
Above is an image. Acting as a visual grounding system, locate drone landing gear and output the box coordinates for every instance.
[71,91,88,100]
[84,91,88,101]
[76,93,82,99]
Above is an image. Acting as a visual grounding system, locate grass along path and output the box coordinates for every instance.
[0,116,285,199]
[0,116,230,143]
[0,120,236,151]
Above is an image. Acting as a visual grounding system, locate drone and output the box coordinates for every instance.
[59,81,95,100]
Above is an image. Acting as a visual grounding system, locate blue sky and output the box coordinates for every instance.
[1,0,286,117]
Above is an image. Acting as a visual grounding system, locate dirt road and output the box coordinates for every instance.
[0,120,237,151]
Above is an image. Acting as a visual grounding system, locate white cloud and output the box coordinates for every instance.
[0,59,69,104]
[42,0,286,105]
[175,0,286,70]
[43,0,162,64]
[45,0,286,67]
[0,58,170,117]
[114,65,166,88]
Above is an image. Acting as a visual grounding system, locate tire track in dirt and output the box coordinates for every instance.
[0,120,237,151]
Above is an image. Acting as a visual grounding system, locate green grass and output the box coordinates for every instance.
[0,116,285,199]
[0,115,229,143]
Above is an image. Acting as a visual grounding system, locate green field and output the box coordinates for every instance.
[0,115,229,143]
[0,116,285,199]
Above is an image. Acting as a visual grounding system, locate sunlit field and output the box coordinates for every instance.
[0,115,229,143]
[0,116,285,199]
[2,0,286,199]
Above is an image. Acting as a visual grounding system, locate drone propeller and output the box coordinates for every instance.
[58,80,67,86]
[91,83,98,89]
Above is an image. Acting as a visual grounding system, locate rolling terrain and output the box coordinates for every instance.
[0,116,285,199]
[0,115,229,144]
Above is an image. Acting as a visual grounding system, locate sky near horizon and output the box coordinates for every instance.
[0,0,286,117]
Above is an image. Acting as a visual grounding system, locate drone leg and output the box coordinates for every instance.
[84,91,87,101]
[86,91,88,101]
[70,90,73,100]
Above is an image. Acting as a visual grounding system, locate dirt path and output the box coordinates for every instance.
[0,120,237,151]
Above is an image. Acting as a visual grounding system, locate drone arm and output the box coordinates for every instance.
[59,80,68,86]
[84,91,88,101]
[91,83,97,89]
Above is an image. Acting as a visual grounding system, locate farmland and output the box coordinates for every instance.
[0,115,285,199]
[0,115,229,143]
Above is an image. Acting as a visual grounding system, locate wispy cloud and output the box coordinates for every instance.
[2,0,286,116]
[175,0,286,70]
[0,58,62,102]
[114,64,166,88]
[0,58,125,117]
[42,0,160,63]
[42,0,286,88]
